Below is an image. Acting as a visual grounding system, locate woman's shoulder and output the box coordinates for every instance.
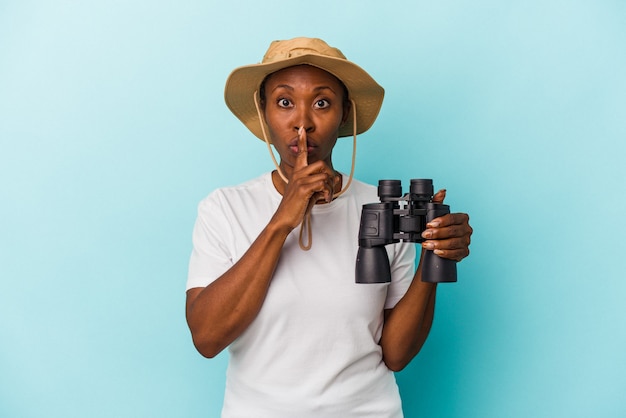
[196,172,282,219]
[202,172,274,200]
[342,175,378,202]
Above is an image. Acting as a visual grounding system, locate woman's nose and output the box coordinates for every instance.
[293,107,314,133]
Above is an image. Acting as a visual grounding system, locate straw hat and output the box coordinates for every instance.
[224,37,385,141]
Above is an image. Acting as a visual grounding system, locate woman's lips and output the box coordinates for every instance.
[289,144,316,153]
[288,137,316,154]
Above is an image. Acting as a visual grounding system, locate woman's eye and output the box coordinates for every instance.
[315,99,330,109]
[277,98,292,108]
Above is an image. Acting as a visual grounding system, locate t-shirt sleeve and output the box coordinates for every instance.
[186,192,234,290]
[384,241,416,309]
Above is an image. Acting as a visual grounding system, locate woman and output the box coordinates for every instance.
[186,37,472,417]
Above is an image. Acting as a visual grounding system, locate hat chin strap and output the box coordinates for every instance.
[253,91,357,250]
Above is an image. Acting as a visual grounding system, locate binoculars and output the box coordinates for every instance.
[355,179,457,284]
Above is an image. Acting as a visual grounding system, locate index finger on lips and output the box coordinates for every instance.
[295,126,308,170]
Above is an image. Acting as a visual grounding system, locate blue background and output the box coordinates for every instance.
[1,1,625,417]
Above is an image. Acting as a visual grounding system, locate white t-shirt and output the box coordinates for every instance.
[187,172,416,418]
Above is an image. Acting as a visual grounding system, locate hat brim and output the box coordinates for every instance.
[224,54,384,141]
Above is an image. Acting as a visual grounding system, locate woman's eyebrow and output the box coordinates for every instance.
[271,84,338,94]
[313,86,337,94]
[272,84,294,92]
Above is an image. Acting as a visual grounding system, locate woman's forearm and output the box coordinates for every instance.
[380,255,438,371]
[185,219,292,358]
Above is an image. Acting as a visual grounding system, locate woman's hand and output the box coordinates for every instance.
[272,127,338,231]
[420,189,473,262]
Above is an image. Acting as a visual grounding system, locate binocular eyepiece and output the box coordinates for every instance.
[355,179,457,284]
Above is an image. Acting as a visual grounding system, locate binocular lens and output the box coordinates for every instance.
[410,179,433,197]
[378,180,402,199]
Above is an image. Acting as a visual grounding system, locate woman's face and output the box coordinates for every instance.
[262,65,349,172]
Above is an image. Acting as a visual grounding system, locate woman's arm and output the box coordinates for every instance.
[186,132,338,358]
[380,191,472,371]
[186,217,291,358]
[380,256,437,372]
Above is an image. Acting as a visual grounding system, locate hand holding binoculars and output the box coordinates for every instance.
[356,179,457,284]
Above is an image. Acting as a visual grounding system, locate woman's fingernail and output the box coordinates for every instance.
[427,220,440,227]
[423,242,435,250]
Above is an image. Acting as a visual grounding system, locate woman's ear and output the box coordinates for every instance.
[254,87,267,110]
[341,99,352,125]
